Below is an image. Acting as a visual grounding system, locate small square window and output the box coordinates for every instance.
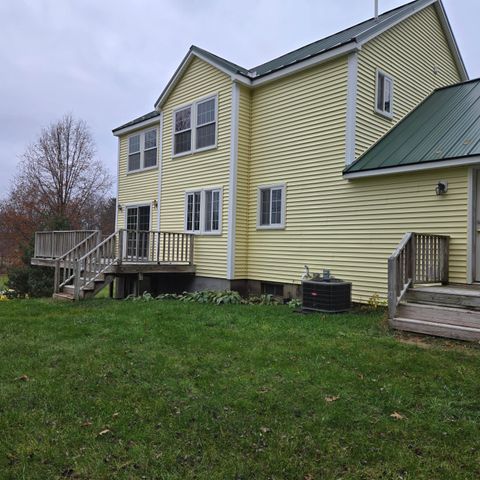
[127,129,158,172]
[375,70,394,118]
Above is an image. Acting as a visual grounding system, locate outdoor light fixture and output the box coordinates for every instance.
[117,203,123,211]
[153,200,158,208]
[435,180,448,196]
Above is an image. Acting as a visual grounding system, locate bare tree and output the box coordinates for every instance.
[19,114,111,219]
[0,114,113,262]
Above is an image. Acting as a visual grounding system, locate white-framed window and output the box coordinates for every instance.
[128,129,158,172]
[185,188,222,234]
[375,69,394,118]
[257,184,286,229]
[173,95,217,156]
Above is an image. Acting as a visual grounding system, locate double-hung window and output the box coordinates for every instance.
[128,129,158,172]
[173,95,217,155]
[258,184,286,229]
[375,69,394,118]
[185,188,222,234]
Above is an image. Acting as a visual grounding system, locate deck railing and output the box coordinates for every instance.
[388,232,449,318]
[34,230,97,259]
[118,230,194,265]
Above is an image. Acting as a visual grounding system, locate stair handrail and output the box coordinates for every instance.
[73,230,119,300]
[54,230,101,293]
[388,232,450,319]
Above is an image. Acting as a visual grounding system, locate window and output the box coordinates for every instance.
[185,188,222,234]
[173,95,217,155]
[258,185,285,229]
[128,129,158,172]
[375,70,394,118]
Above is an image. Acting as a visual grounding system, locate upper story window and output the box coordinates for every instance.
[375,69,394,118]
[173,95,217,156]
[257,184,286,229]
[128,129,158,172]
[185,188,222,234]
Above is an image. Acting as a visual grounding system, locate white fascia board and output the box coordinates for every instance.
[345,52,358,166]
[154,50,251,110]
[434,1,469,80]
[356,0,437,46]
[344,156,480,179]
[250,42,359,87]
[112,116,161,137]
[226,82,240,280]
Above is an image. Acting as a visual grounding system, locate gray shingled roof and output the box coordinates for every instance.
[344,79,480,175]
[112,110,160,133]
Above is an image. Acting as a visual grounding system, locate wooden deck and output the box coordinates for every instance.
[31,229,196,300]
[391,283,480,341]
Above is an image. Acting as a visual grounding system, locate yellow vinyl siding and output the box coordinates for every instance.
[356,5,462,157]
[247,7,468,303]
[117,126,160,231]
[234,85,251,279]
[160,57,232,278]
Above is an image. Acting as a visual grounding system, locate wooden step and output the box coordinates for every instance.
[406,286,480,310]
[397,302,480,329]
[52,292,74,302]
[391,317,480,342]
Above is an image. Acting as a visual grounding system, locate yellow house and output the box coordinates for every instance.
[34,0,480,339]
[112,0,467,298]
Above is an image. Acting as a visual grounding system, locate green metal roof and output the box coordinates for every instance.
[191,0,436,79]
[344,79,480,175]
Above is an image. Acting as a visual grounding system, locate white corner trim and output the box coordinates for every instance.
[115,137,120,229]
[157,112,164,231]
[344,156,480,179]
[227,82,240,280]
[345,52,358,166]
[467,167,476,284]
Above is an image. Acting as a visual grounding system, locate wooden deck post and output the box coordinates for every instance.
[388,257,397,320]
[441,237,450,285]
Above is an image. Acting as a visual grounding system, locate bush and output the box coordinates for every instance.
[7,265,54,298]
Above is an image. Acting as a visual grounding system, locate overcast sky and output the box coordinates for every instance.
[0,0,478,196]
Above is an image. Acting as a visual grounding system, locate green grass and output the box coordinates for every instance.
[0,274,7,290]
[0,299,479,479]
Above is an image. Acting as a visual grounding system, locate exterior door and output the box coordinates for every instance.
[476,173,480,281]
[126,205,150,260]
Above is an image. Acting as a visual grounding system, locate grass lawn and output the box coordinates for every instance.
[0,300,479,479]
[0,274,7,290]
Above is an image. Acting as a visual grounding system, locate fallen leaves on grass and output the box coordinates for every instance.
[98,429,111,436]
[16,374,29,382]
[390,411,407,421]
[81,421,92,428]
[325,395,340,403]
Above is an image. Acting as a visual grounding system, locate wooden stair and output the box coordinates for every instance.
[53,274,115,301]
[391,285,480,341]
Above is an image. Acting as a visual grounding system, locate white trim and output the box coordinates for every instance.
[345,52,358,165]
[357,0,437,45]
[344,156,480,179]
[172,94,218,157]
[112,116,160,136]
[467,167,476,284]
[157,112,164,231]
[433,1,468,81]
[184,187,223,235]
[227,82,240,280]
[374,68,394,119]
[192,50,252,85]
[115,137,120,229]
[251,43,359,87]
[256,183,286,230]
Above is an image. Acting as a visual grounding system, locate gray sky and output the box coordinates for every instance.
[0,0,477,196]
